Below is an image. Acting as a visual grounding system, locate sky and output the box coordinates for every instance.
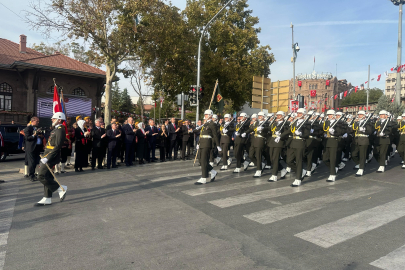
[0,0,403,97]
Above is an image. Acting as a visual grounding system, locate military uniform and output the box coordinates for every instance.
[305,118,323,175]
[38,125,66,198]
[397,120,405,165]
[350,119,373,172]
[198,120,220,179]
[246,120,269,173]
[219,121,235,168]
[373,118,393,169]
[233,119,250,170]
[268,119,287,180]
[322,119,346,179]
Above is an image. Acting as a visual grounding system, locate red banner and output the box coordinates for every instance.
[310,90,316,97]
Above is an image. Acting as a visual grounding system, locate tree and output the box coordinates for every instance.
[136,0,275,111]
[111,82,122,112]
[340,88,383,106]
[31,41,70,55]
[388,102,405,116]
[119,88,133,113]
[375,95,390,114]
[25,0,161,125]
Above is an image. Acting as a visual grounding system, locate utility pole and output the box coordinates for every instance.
[367,65,370,112]
[291,23,300,100]
[396,3,403,106]
[195,0,235,123]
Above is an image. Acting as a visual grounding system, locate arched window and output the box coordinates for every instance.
[0,82,13,111]
[315,84,318,89]
[309,84,312,89]
[72,87,86,96]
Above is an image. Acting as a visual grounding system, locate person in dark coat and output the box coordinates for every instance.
[74,120,90,172]
[122,117,136,166]
[23,117,43,181]
[135,122,149,164]
[106,123,121,169]
[158,124,168,162]
[145,119,159,162]
[90,119,107,169]
[167,118,179,160]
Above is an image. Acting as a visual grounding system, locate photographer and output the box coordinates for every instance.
[24,117,44,182]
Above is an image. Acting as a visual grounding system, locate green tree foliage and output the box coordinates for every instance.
[136,0,275,112]
[340,88,383,106]
[119,88,134,113]
[31,41,93,65]
[111,82,122,112]
[375,95,405,116]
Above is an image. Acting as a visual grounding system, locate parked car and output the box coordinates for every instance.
[0,124,26,161]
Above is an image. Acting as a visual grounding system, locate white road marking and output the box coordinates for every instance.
[370,244,405,270]
[209,181,347,208]
[182,179,269,196]
[244,186,385,224]
[295,197,405,248]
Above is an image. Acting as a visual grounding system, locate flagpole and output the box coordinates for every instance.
[367,65,370,112]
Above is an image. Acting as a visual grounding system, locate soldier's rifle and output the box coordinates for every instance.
[360,113,374,128]
[330,113,347,129]
[380,114,393,134]
[296,114,312,132]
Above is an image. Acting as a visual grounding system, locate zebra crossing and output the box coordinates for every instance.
[149,158,405,270]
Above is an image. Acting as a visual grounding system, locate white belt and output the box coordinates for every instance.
[254,134,265,138]
[200,135,212,139]
[356,134,368,137]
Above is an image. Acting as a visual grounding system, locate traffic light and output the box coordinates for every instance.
[189,85,197,106]
[199,86,204,99]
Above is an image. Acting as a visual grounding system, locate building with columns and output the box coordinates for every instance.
[0,35,105,124]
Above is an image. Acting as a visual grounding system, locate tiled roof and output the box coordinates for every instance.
[0,38,105,76]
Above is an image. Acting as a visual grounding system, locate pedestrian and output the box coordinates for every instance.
[91,119,107,170]
[23,116,43,182]
[122,117,136,166]
[74,120,90,172]
[106,123,121,169]
[158,124,168,162]
[136,122,149,164]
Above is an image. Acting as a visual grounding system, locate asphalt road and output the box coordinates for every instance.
[1,153,404,270]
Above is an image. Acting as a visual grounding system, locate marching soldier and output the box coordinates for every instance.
[35,112,68,206]
[268,111,288,182]
[351,111,373,176]
[233,113,250,173]
[245,114,258,170]
[195,110,221,185]
[305,112,323,176]
[246,112,269,177]
[322,110,346,182]
[281,108,311,187]
[373,110,393,173]
[219,114,235,170]
[397,113,405,168]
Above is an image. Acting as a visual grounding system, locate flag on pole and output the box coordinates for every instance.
[334,94,338,100]
[339,92,343,99]
[310,90,316,97]
[355,86,358,93]
[53,85,62,114]
[377,74,381,81]
[215,84,224,115]
[384,71,389,78]
[344,90,348,97]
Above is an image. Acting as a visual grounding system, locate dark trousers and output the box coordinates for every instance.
[91,147,104,168]
[374,144,389,166]
[286,146,305,179]
[159,146,166,161]
[169,140,178,159]
[125,142,134,165]
[107,147,117,168]
[270,147,284,176]
[323,147,338,175]
[306,139,320,171]
[234,141,245,168]
[351,143,368,169]
[181,141,191,160]
[199,147,213,178]
[249,145,264,170]
[120,142,125,162]
[149,142,156,161]
[38,162,60,197]
[27,147,40,177]
[220,142,230,164]
[165,138,170,158]
[398,142,405,160]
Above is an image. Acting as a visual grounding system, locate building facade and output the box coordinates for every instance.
[0,35,105,124]
[289,71,352,112]
[385,73,405,100]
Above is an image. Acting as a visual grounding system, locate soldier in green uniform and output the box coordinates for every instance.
[373,110,393,173]
[322,110,346,182]
[219,114,235,171]
[281,108,311,187]
[305,112,323,176]
[210,114,221,166]
[350,111,373,176]
[268,111,288,182]
[245,114,258,170]
[195,110,221,185]
[397,113,405,168]
[245,112,269,177]
[35,112,68,206]
[233,113,250,173]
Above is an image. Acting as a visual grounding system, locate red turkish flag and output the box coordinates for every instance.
[53,85,62,114]
[397,66,401,73]
[355,86,358,93]
[326,80,330,86]
[344,90,348,97]
[310,90,316,97]
[298,81,302,87]
[377,74,381,81]
[334,94,337,100]
[391,67,394,71]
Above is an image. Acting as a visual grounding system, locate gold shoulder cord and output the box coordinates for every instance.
[291,123,296,133]
[271,124,277,133]
[399,122,405,133]
[352,122,359,136]
[375,121,381,132]
[323,121,330,138]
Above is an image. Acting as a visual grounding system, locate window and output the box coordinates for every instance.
[0,83,12,111]
[72,87,86,96]
[392,78,396,82]
[47,85,61,93]
[325,85,327,89]
[309,84,312,89]
[315,84,318,89]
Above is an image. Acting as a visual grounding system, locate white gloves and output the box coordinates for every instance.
[241,133,246,138]
[274,137,281,143]
[374,131,377,135]
[342,133,348,138]
[379,132,384,136]
[217,146,222,152]
[294,130,302,136]
[257,127,263,131]
[40,158,48,164]
[223,129,228,134]
[329,128,335,135]
[235,132,239,136]
[310,129,314,134]
[359,127,365,132]
[275,131,281,136]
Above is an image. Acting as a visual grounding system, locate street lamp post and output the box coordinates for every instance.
[196,0,235,123]
[291,23,300,100]
[390,0,404,106]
